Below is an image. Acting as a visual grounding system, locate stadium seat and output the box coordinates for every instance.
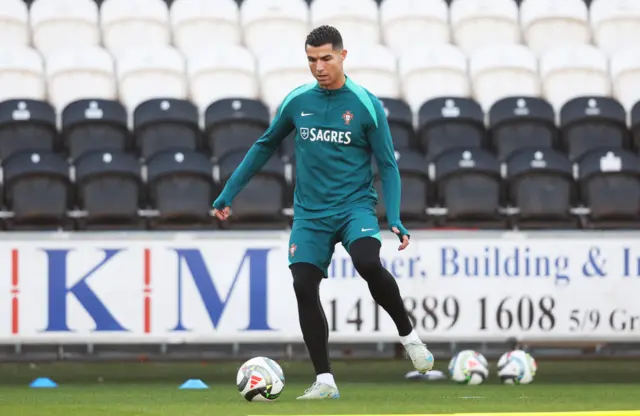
[578,149,640,228]
[218,151,287,229]
[610,49,640,112]
[0,0,28,46]
[0,47,45,101]
[170,0,241,56]
[146,149,214,229]
[259,48,314,113]
[205,98,270,160]
[469,44,540,111]
[3,152,71,230]
[344,44,399,98]
[373,149,429,227]
[450,0,520,56]
[45,46,117,112]
[379,0,449,57]
[505,148,576,228]
[488,97,557,161]
[61,99,130,161]
[520,0,590,57]
[540,44,610,111]
[100,0,171,56]
[310,0,380,47]
[398,44,469,114]
[630,101,640,153]
[30,0,100,55]
[74,151,143,229]
[378,97,416,151]
[430,148,503,228]
[591,0,640,57]
[241,0,309,55]
[416,97,486,161]
[133,98,200,160]
[116,46,187,111]
[559,96,629,162]
[0,99,57,161]
[186,45,258,112]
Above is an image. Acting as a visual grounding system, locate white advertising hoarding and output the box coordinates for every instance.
[0,232,639,344]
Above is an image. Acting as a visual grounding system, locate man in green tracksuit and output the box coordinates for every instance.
[213,25,433,400]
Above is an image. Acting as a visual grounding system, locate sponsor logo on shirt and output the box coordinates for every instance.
[299,128,352,145]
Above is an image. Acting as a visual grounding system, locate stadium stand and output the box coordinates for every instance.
[0,0,638,231]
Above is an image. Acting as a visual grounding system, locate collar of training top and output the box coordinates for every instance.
[313,74,350,94]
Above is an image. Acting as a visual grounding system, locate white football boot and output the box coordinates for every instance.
[404,341,434,374]
[296,382,340,400]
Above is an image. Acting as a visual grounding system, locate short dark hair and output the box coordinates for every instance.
[305,25,343,50]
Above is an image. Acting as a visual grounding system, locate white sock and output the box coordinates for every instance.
[400,329,422,346]
[316,373,337,388]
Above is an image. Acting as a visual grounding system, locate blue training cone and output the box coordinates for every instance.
[30,377,58,388]
[179,379,209,390]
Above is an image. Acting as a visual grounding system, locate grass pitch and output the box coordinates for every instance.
[0,359,639,416]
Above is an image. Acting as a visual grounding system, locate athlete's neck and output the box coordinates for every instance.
[320,74,346,90]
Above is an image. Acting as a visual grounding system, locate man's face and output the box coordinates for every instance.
[306,43,347,88]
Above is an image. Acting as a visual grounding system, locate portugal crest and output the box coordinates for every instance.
[342,110,354,125]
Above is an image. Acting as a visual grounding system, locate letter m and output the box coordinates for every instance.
[172,248,273,331]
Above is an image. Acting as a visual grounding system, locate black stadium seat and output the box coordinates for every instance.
[146,150,214,229]
[489,97,558,161]
[628,100,640,154]
[431,148,503,228]
[417,97,487,162]
[578,149,640,228]
[62,99,130,161]
[133,98,201,160]
[3,152,70,230]
[218,151,287,229]
[505,148,576,229]
[378,97,416,151]
[559,97,629,162]
[205,98,271,160]
[373,150,429,227]
[75,151,143,229]
[0,99,58,160]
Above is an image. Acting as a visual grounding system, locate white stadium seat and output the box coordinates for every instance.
[0,0,29,46]
[540,44,610,111]
[311,0,380,47]
[398,44,469,113]
[30,0,100,55]
[170,0,241,56]
[45,47,116,112]
[0,47,45,101]
[101,0,170,57]
[241,0,309,57]
[259,48,314,113]
[116,46,187,111]
[520,0,590,57]
[470,44,540,111]
[590,0,640,57]
[344,43,399,98]
[610,50,640,112]
[187,45,258,112]
[380,0,450,57]
[450,0,520,56]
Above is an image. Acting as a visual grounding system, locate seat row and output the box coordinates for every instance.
[7,0,636,59]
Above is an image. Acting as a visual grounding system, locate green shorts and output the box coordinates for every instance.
[287,206,382,277]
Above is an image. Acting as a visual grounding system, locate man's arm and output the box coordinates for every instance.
[367,97,407,238]
[213,105,294,210]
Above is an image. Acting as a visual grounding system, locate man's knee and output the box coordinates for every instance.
[350,237,384,278]
[290,262,323,300]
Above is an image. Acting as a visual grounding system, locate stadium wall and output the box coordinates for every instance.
[0,230,638,348]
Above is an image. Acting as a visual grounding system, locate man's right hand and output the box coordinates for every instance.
[213,206,231,221]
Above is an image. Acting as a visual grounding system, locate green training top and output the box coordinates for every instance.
[213,75,404,229]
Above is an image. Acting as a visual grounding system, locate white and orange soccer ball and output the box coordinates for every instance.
[448,350,490,385]
[236,357,285,401]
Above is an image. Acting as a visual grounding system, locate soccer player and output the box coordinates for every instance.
[213,25,434,400]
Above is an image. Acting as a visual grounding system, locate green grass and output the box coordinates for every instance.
[0,360,639,416]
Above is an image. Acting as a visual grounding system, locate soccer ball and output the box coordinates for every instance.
[448,350,489,385]
[497,350,537,384]
[236,356,285,401]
